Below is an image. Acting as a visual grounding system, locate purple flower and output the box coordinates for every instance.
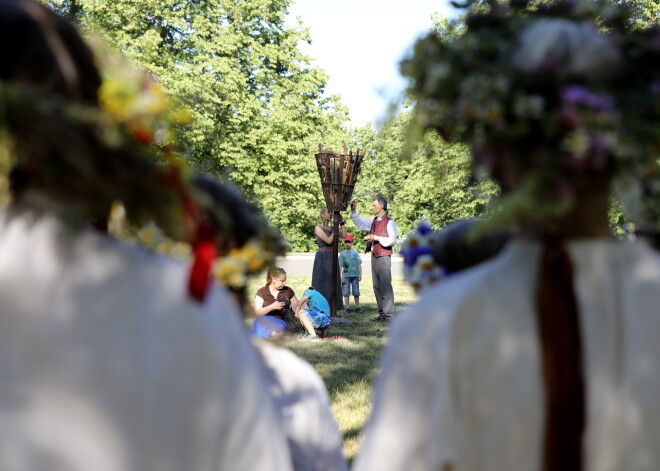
[402,246,431,267]
[561,85,591,105]
[417,223,434,235]
[561,85,613,112]
[585,93,614,112]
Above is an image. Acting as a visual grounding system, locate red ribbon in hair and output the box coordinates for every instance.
[536,239,585,471]
[188,224,216,303]
[160,165,217,303]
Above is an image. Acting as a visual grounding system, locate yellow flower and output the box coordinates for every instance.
[213,257,248,287]
[406,234,421,248]
[137,226,156,244]
[418,254,435,271]
[564,130,590,157]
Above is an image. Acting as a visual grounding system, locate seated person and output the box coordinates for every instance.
[252,267,319,339]
[295,287,331,334]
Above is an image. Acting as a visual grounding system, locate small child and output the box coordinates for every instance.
[296,287,331,337]
[339,234,362,313]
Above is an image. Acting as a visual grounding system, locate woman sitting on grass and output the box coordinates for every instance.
[252,267,319,339]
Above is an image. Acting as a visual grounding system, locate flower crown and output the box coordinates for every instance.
[99,55,287,290]
[400,222,445,292]
[402,0,660,225]
[0,43,193,238]
[1,40,285,297]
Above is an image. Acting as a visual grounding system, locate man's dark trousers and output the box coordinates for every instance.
[372,255,394,319]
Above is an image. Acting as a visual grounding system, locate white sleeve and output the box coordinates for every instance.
[353,301,458,471]
[204,290,294,471]
[253,341,348,471]
[376,219,398,248]
[350,211,373,231]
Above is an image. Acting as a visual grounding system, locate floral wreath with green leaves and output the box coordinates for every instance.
[0,41,192,237]
[1,42,285,298]
[402,0,660,229]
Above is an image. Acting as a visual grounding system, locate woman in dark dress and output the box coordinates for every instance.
[311,207,346,311]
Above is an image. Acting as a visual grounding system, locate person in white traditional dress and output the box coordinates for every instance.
[252,340,348,471]
[355,1,660,471]
[0,1,292,469]
[192,174,348,471]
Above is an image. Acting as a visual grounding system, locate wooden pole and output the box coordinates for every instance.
[330,210,340,317]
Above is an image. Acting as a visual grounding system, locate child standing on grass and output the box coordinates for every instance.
[339,234,363,314]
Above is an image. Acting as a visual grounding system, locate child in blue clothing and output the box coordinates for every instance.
[339,234,363,313]
[296,288,331,335]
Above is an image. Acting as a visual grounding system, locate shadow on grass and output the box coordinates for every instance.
[281,302,401,397]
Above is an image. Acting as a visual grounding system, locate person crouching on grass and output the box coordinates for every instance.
[339,234,363,313]
[295,287,331,338]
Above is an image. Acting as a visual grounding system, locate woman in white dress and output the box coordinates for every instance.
[194,175,348,471]
[0,1,291,469]
[355,2,660,471]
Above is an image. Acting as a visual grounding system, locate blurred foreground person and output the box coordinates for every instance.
[195,176,348,470]
[0,1,291,469]
[253,339,348,471]
[356,1,660,470]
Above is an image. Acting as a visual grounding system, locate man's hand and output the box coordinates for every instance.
[364,234,376,242]
[350,200,357,212]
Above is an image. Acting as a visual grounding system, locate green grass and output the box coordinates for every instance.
[247,276,418,463]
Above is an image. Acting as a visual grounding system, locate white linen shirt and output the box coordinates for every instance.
[355,238,660,471]
[350,211,398,248]
[0,210,292,471]
[253,340,348,471]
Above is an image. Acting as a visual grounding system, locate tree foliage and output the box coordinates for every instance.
[347,111,499,250]
[40,0,350,251]
[38,0,656,250]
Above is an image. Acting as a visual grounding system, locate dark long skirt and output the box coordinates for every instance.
[311,250,344,311]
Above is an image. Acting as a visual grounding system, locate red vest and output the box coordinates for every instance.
[369,214,392,257]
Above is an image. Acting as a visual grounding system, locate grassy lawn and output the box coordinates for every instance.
[248,276,418,464]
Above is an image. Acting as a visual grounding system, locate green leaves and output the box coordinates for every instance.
[349,111,499,246]
[40,0,350,250]
[38,0,504,251]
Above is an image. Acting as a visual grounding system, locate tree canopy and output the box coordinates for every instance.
[38,0,655,250]
[346,111,498,251]
[40,0,350,250]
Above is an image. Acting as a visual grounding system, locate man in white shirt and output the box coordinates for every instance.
[350,196,398,321]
